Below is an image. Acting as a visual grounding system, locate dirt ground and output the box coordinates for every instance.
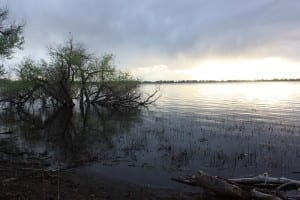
[0,161,205,200]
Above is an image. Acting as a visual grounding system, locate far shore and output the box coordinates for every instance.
[142,79,300,84]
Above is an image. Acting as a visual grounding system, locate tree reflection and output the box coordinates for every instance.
[0,105,141,167]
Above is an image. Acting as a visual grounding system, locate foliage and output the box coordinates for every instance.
[0,7,24,78]
[0,79,35,106]
[1,37,158,109]
[0,7,24,59]
[0,64,5,76]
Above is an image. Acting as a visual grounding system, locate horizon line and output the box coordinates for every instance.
[142,78,300,83]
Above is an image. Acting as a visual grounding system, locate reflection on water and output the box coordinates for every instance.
[0,105,140,168]
[1,82,300,188]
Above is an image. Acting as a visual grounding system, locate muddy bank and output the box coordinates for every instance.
[0,161,202,200]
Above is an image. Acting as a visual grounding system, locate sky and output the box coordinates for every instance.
[2,0,300,81]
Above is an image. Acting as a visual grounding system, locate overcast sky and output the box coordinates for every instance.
[2,0,300,80]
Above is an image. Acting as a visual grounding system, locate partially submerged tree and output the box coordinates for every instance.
[0,38,158,109]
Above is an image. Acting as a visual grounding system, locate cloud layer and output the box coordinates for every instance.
[2,0,300,80]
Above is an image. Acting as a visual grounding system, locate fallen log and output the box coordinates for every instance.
[250,188,282,200]
[172,170,300,200]
[192,170,251,199]
[2,177,18,183]
[229,174,300,186]
[0,126,12,134]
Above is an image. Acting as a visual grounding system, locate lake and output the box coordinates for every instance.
[2,81,300,189]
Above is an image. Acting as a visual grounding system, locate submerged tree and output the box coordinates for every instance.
[0,37,158,109]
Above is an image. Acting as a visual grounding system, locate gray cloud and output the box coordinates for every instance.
[2,0,300,71]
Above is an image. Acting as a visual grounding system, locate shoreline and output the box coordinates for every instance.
[0,161,201,200]
[142,79,300,84]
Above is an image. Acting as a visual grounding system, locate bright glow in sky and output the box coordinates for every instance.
[131,57,300,81]
[191,57,300,81]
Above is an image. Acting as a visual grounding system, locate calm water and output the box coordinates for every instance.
[2,82,300,188]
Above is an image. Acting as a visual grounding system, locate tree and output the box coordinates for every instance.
[1,37,158,109]
[0,64,5,77]
[0,7,24,58]
[0,7,24,77]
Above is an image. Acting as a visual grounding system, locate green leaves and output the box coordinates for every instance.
[1,36,155,109]
[18,58,42,81]
[0,7,24,78]
[0,8,24,59]
[0,64,5,77]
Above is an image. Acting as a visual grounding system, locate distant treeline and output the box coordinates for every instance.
[142,78,300,84]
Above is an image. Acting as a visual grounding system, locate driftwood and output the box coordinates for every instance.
[0,126,12,134]
[2,177,18,183]
[172,170,300,200]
